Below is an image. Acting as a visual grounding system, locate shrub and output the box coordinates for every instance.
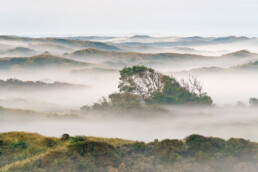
[70,136,87,143]
[249,97,258,106]
[68,141,121,167]
[11,140,28,150]
[154,139,186,163]
[131,142,147,153]
[185,134,226,155]
[225,138,253,158]
[43,138,57,148]
[61,133,70,140]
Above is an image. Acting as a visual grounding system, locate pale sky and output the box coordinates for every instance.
[1,0,258,37]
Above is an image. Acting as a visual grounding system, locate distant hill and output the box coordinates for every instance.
[44,38,121,51]
[0,36,121,52]
[221,50,257,58]
[176,60,258,75]
[29,43,72,51]
[129,35,152,39]
[0,78,89,91]
[0,47,37,56]
[6,47,35,54]
[72,67,118,75]
[67,48,258,62]
[212,36,250,43]
[233,60,258,71]
[115,36,254,47]
[66,48,209,61]
[0,54,90,70]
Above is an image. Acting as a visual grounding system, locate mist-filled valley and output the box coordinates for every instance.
[0,35,258,137]
[0,35,257,172]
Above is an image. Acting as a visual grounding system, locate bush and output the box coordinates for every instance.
[0,139,4,146]
[43,138,57,148]
[70,136,87,143]
[225,138,252,157]
[249,97,258,106]
[154,139,186,163]
[131,142,147,153]
[11,140,28,150]
[61,133,70,140]
[185,134,226,155]
[68,141,121,167]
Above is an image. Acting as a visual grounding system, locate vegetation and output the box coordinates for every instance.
[81,66,212,112]
[0,78,89,91]
[0,132,257,172]
[119,66,212,105]
[0,54,89,70]
[249,97,258,106]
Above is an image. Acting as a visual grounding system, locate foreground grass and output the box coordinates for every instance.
[0,132,257,172]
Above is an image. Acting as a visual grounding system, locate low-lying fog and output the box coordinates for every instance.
[1,106,257,142]
[0,35,257,142]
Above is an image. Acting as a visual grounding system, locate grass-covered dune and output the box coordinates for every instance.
[0,54,91,70]
[0,78,89,91]
[0,132,257,172]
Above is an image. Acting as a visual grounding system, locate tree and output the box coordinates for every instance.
[81,66,213,112]
[118,66,167,98]
[118,66,212,105]
[249,97,258,106]
[181,75,204,96]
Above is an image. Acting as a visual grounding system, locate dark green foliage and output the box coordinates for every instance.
[42,138,57,148]
[70,136,87,143]
[60,133,70,140]
[118,65,157,97]
[68,141,121,167]
[225,138,256,158]
[1,132,258,172]
[81,65,213,112]
[249,97,258,106]
[119,65,213,105]
[131,142,147,153]
[185,134,226,155]
[0,139,4,146]
[108,93,142,110]
[11,140,28,150]
[154,139,186,163]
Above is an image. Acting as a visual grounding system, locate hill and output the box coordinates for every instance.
[66,48,258,70]
[0,132,257,172]
[0,78,89,91]
[66,48,210,61]
[221,50,257,58]
[68,48,258,60]
[176,59,258,75]
[0,47,37,56]
[0,54,90,70]
[0,36,121,52]
[72,67,118,75]
[233,60,258,71]
[5,47,35,54]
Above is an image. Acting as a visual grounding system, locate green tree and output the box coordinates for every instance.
[118,65,166,99]
[119,65,213,105]
[249,97,258,106]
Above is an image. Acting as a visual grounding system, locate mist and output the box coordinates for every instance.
[1,106,257,143]
[0,35,257,142]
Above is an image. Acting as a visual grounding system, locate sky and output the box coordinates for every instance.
[1,0,258,37]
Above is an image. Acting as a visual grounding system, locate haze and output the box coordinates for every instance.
[1,0,258,36]
[0,35,257,143]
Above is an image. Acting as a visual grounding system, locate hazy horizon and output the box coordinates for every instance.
[1,0,258,37]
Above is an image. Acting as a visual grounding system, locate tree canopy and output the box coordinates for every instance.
[118,65,213,105]
[82,65,213,112]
